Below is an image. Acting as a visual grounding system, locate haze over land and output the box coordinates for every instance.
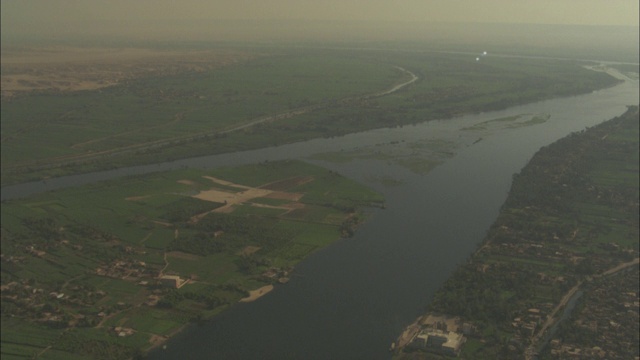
[3,0,639,30]
[2,1,638,54]
[1,1,638,359]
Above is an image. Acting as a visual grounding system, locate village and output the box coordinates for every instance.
[0,245,293,336]
[394,107,639,359]
[545,268,639,359]
[394,314,474,357]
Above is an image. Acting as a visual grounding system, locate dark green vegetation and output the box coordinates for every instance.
[0,44,629,359]
[396,106,639,359]
[539,269,639,359]
[0,160,383,359]
[1,47,619,185]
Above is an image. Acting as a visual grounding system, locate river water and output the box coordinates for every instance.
[2,72,637,360]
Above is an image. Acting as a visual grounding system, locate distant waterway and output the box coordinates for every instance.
[533,290,584,359]
[2,75,638,360]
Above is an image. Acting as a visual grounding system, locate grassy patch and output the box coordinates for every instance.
[1,159,383,358]
[2,48,618,184]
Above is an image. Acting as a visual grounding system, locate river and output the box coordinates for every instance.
[2,70,638,360]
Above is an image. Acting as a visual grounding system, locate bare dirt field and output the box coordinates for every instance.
[188,176,310,221]
[1,46,256,99]
[148,334,167,349]
[194,188,274,206]
[202,176,252,190]
[239,285,274,302]
[177,180,196,186]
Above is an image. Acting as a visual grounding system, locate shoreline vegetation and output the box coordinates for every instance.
[0,46,620,186]
[0,160,384,359]
[0,44,633,359]
[393,106,639,359]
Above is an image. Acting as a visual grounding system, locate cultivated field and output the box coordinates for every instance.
[0,160,383,359]
[0,46,619,185]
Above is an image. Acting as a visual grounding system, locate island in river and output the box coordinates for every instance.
[1,45,620,186]
[0,43,631,359]
[0,160,383,359]
[393,106,639,359]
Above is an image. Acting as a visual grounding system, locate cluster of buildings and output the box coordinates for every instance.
[546,270,639,359]
[111,326,136,337]
[0,279,108,327]
[95,258,194,289]
[549,342,609,358]
[490,227,635,275]
[511,305,554,338]
[95,259,152,279]
[261,267,291,284]
[94,256,194,290]
[410,330,465,357]
[158,274,187,289]
[406,315,473,357]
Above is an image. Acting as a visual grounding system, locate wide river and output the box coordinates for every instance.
[2,69,638,360]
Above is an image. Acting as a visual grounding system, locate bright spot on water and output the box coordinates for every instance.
[476,57,480,61]
[483,51,487,55]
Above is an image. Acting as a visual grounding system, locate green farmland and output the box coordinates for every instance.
[0,160,383,359]
[395,106,639,359]
[0,43,629,360]
[0,47,618,185]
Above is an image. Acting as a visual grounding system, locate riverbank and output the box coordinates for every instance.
[2,52,637,360]
[0,160,384,359]
[394,106,639,359]
[1,46,619,186]
[240,285,275,302]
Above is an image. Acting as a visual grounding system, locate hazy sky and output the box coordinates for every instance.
[3,0,639,24]
[2,0,638,42]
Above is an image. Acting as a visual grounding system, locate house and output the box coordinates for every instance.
[410,329,465,356]
[159,275,185,289]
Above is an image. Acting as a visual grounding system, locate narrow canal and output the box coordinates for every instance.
[2,68,637,360]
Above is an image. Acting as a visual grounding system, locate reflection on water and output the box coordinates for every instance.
[150,81,637,359]
[2,77,638,360]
